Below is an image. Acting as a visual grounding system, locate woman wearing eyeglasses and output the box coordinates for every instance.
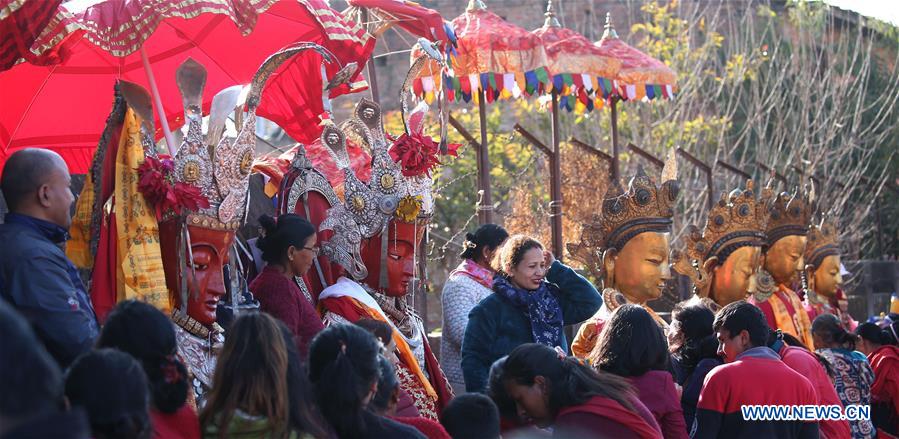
[250,214,324,359]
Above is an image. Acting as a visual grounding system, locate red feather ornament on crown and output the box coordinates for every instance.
[137,156,210,221]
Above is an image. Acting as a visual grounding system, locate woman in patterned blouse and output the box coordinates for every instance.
[812,313,876,439]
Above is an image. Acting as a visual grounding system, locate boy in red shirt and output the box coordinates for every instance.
[692,301,819,439]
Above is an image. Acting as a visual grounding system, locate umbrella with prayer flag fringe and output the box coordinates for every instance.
[529,0,622,259]
[411,0,551,223]
[532,1,620,114]
[0,0,375,174]
[594,13,677,181]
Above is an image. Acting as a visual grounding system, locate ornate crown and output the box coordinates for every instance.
[672,181,768,296]
[568,159,678,276]
[684,181,768,263]
[169,44,331,231]
[805,219,839,269]
[762,184,812,246]
[318,100,443,284]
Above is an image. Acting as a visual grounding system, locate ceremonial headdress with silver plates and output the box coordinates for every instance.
[159,43,335,312]
[318,99,439,287]
[312,40,451,290]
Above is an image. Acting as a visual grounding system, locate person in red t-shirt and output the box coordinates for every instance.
[856,321,899,436]
[693,301,818,439]
[501,343,662,438]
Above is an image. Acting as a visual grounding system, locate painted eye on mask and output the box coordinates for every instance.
[388,253,402,261]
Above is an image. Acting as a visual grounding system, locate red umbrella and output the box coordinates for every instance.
[0,0,68,71]
[344,0,451,43]
[0,0,374,174]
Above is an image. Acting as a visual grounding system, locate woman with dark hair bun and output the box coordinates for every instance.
[811,313,876,438]
[308,323,424,438]
[856,320,899,436]
[250,213,324,358]
[97,300,199,438]
[592,304,688,438]
[441,224,508,394]
[501,343,661,438]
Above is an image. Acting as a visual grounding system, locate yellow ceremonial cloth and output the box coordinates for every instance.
[67,170,96,269]
[770,285,814,349]
[113,109,169,312]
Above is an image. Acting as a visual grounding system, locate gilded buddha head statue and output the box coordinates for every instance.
[569,162,679,306]
[761,187,812,286]
[804,220,841,298]
[674,181,767,306]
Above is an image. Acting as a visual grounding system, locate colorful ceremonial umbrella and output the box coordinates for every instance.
[531,0,621,257]
[594,13,677,180]
[0,0,374,174]
[0,0,67,71]
[412,0,550,224]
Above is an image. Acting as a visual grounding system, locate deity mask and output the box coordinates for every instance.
[569,157,679,308]
[602,231,671,304]
[360,220,427,297]
[159,221,234,326]
[804,221,841,298]
[674,181,768,306]
[762,187,812,286]
[153,45,330,327]
[318,99,447,296]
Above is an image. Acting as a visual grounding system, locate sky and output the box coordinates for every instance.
[819,0,899,26]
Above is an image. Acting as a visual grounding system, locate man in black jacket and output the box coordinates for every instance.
[0,148,98,368]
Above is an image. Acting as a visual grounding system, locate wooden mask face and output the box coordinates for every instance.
[159,221,234,326]
[360,220,425,297]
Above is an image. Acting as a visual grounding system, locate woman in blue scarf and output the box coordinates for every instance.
[462,235,602,393]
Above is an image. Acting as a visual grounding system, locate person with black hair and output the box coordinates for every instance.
[371,356,449,439]
[354,318,418,417]
[593,304,688,438]
[0,300,90,439]
[308,323,424,438]
[441,223,509,394]
[278,321,333,438]
[96,300,199,439]
[441,393,502,439]
[65,348,152,439]
[668,299,721,430]
[811,314,876,438]
[766,326,852,439]
[200,313,294,438]
[249,214,324,358]
[501,343,661,438]
[463,235,602,393]
[0,148,98,368]
[692,301,819,439]
[856,321,899,435]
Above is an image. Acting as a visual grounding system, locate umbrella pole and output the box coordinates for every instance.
[476,87,494,224]
[610,96,620,182]
[140,47,177,156]
[550,90,563,260]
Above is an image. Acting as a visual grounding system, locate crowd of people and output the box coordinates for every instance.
[2,142,899,438]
